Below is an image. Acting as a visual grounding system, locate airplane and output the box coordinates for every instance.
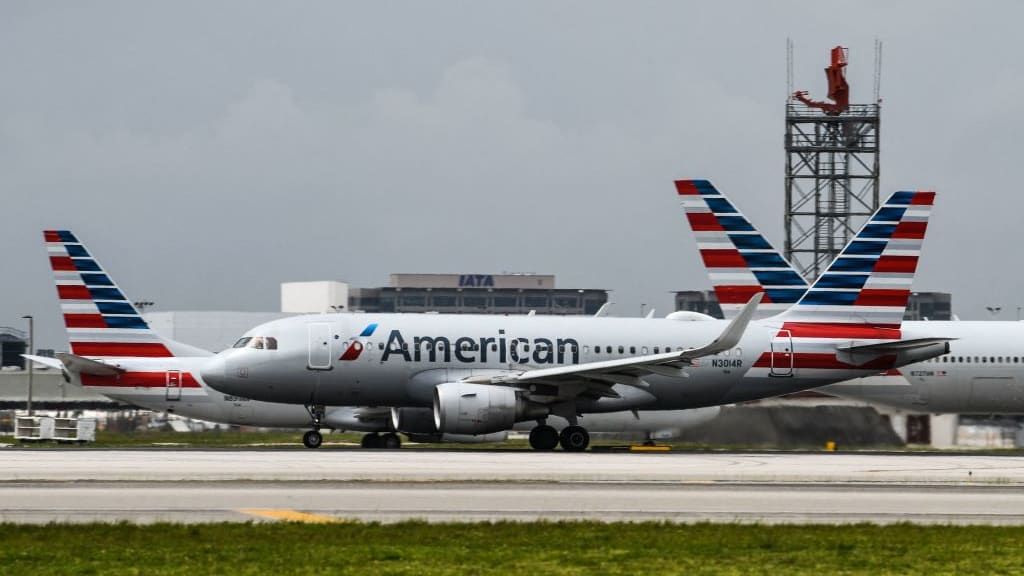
[676,179,1024,414]
[28,230,720,448]
[194,186,948,451]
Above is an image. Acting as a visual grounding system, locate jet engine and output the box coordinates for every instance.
[433,382,548,435]
[390,406,437,434]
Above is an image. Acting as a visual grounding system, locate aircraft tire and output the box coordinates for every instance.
[529,425,559,451]
[559,426,590,452]
[302,430,323,449]
[381,433,402,449]
[361,433,381,449]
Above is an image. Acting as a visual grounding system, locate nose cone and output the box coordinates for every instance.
[199,355,234,394]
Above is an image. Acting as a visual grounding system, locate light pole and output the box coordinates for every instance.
[21,315,33,415]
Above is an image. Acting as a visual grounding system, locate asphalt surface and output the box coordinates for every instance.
[3,450,1024,524]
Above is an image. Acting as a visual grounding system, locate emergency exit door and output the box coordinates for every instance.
[308,323,333,370]
[770,330,794,377]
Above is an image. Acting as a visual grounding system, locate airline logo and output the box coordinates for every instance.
[339,323,378,361]
[676,180,805,319]
[45,230,172,358]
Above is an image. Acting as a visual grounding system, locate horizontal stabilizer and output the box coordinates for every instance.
[837,337,955,354]
[55,352,124,375]
[836,337,953,367]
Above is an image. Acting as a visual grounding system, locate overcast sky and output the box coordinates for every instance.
[3,1,1023,349]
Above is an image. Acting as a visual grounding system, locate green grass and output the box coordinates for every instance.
[1,521,1022,575]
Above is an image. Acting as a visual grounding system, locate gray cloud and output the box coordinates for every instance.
[3,1,1024,348]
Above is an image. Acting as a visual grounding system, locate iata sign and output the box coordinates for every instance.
[458,274,495,287]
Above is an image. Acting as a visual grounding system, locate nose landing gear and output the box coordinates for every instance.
[302,430,323,449]
[303,404,326,449]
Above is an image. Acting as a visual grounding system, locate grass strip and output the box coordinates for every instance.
[1,521,1023,575]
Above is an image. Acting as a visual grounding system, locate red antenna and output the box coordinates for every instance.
[793,46,849,115]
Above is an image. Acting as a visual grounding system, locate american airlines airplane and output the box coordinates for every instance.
[184,186,948,450]
[675,179,1024,413]
[28,231,720,448]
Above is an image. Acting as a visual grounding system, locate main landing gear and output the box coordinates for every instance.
[528,423,590,452]
[360,432,402,449]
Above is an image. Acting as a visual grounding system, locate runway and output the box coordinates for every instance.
[3,450,1024,524]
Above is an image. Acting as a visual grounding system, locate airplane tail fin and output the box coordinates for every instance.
[44,230,208,358]
[675,179,808,319]
[772,190,935,328]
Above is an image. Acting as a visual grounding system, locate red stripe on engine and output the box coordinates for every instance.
[892,221,927,239]
[855,289,911,307]
[81,372,200,388]
[69,342,173,358]
[700,248,746,267]
[874,255,918,273]
[911,191,935,205]
[778,322,902,339]
[686,212,723,232]
[50,256,75,271]
[753,352,898,370]
[675,180,700,195]
[715,285,767,304]
[64,314,107,328]
[58,285,93,300]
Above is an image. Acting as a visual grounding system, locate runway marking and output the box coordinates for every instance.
[239,508,341,524]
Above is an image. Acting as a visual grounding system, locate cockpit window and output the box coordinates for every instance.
[233,336,278,350]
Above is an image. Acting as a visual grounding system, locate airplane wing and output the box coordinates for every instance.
[474,293,761,398]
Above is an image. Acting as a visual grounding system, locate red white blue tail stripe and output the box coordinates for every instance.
[775,190,934,328]
[45,230,173,358]
[676,180,806,319]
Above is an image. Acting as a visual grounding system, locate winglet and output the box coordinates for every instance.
[682,292,762,359]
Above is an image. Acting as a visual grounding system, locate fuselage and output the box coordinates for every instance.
[824,321,1024,413]
[69,356,721,437]
[199,312,935,412]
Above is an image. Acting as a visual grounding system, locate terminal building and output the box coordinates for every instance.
[285,274,608,316]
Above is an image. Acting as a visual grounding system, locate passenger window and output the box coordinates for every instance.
[607,346,612,354]
[654,347,660,354]
[618,346,624,354]
[379,342,385,350]
[630,347,636,354]
[735,347,742,357]
[642,346,648,354]
[594,346,600,354]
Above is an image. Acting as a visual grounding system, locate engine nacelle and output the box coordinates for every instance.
[390,407,437,434]
[433,382,547,435]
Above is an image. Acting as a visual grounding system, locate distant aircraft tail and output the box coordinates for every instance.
[44,230,208,358]
[772,190,935,328]
[675,179,807,319]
